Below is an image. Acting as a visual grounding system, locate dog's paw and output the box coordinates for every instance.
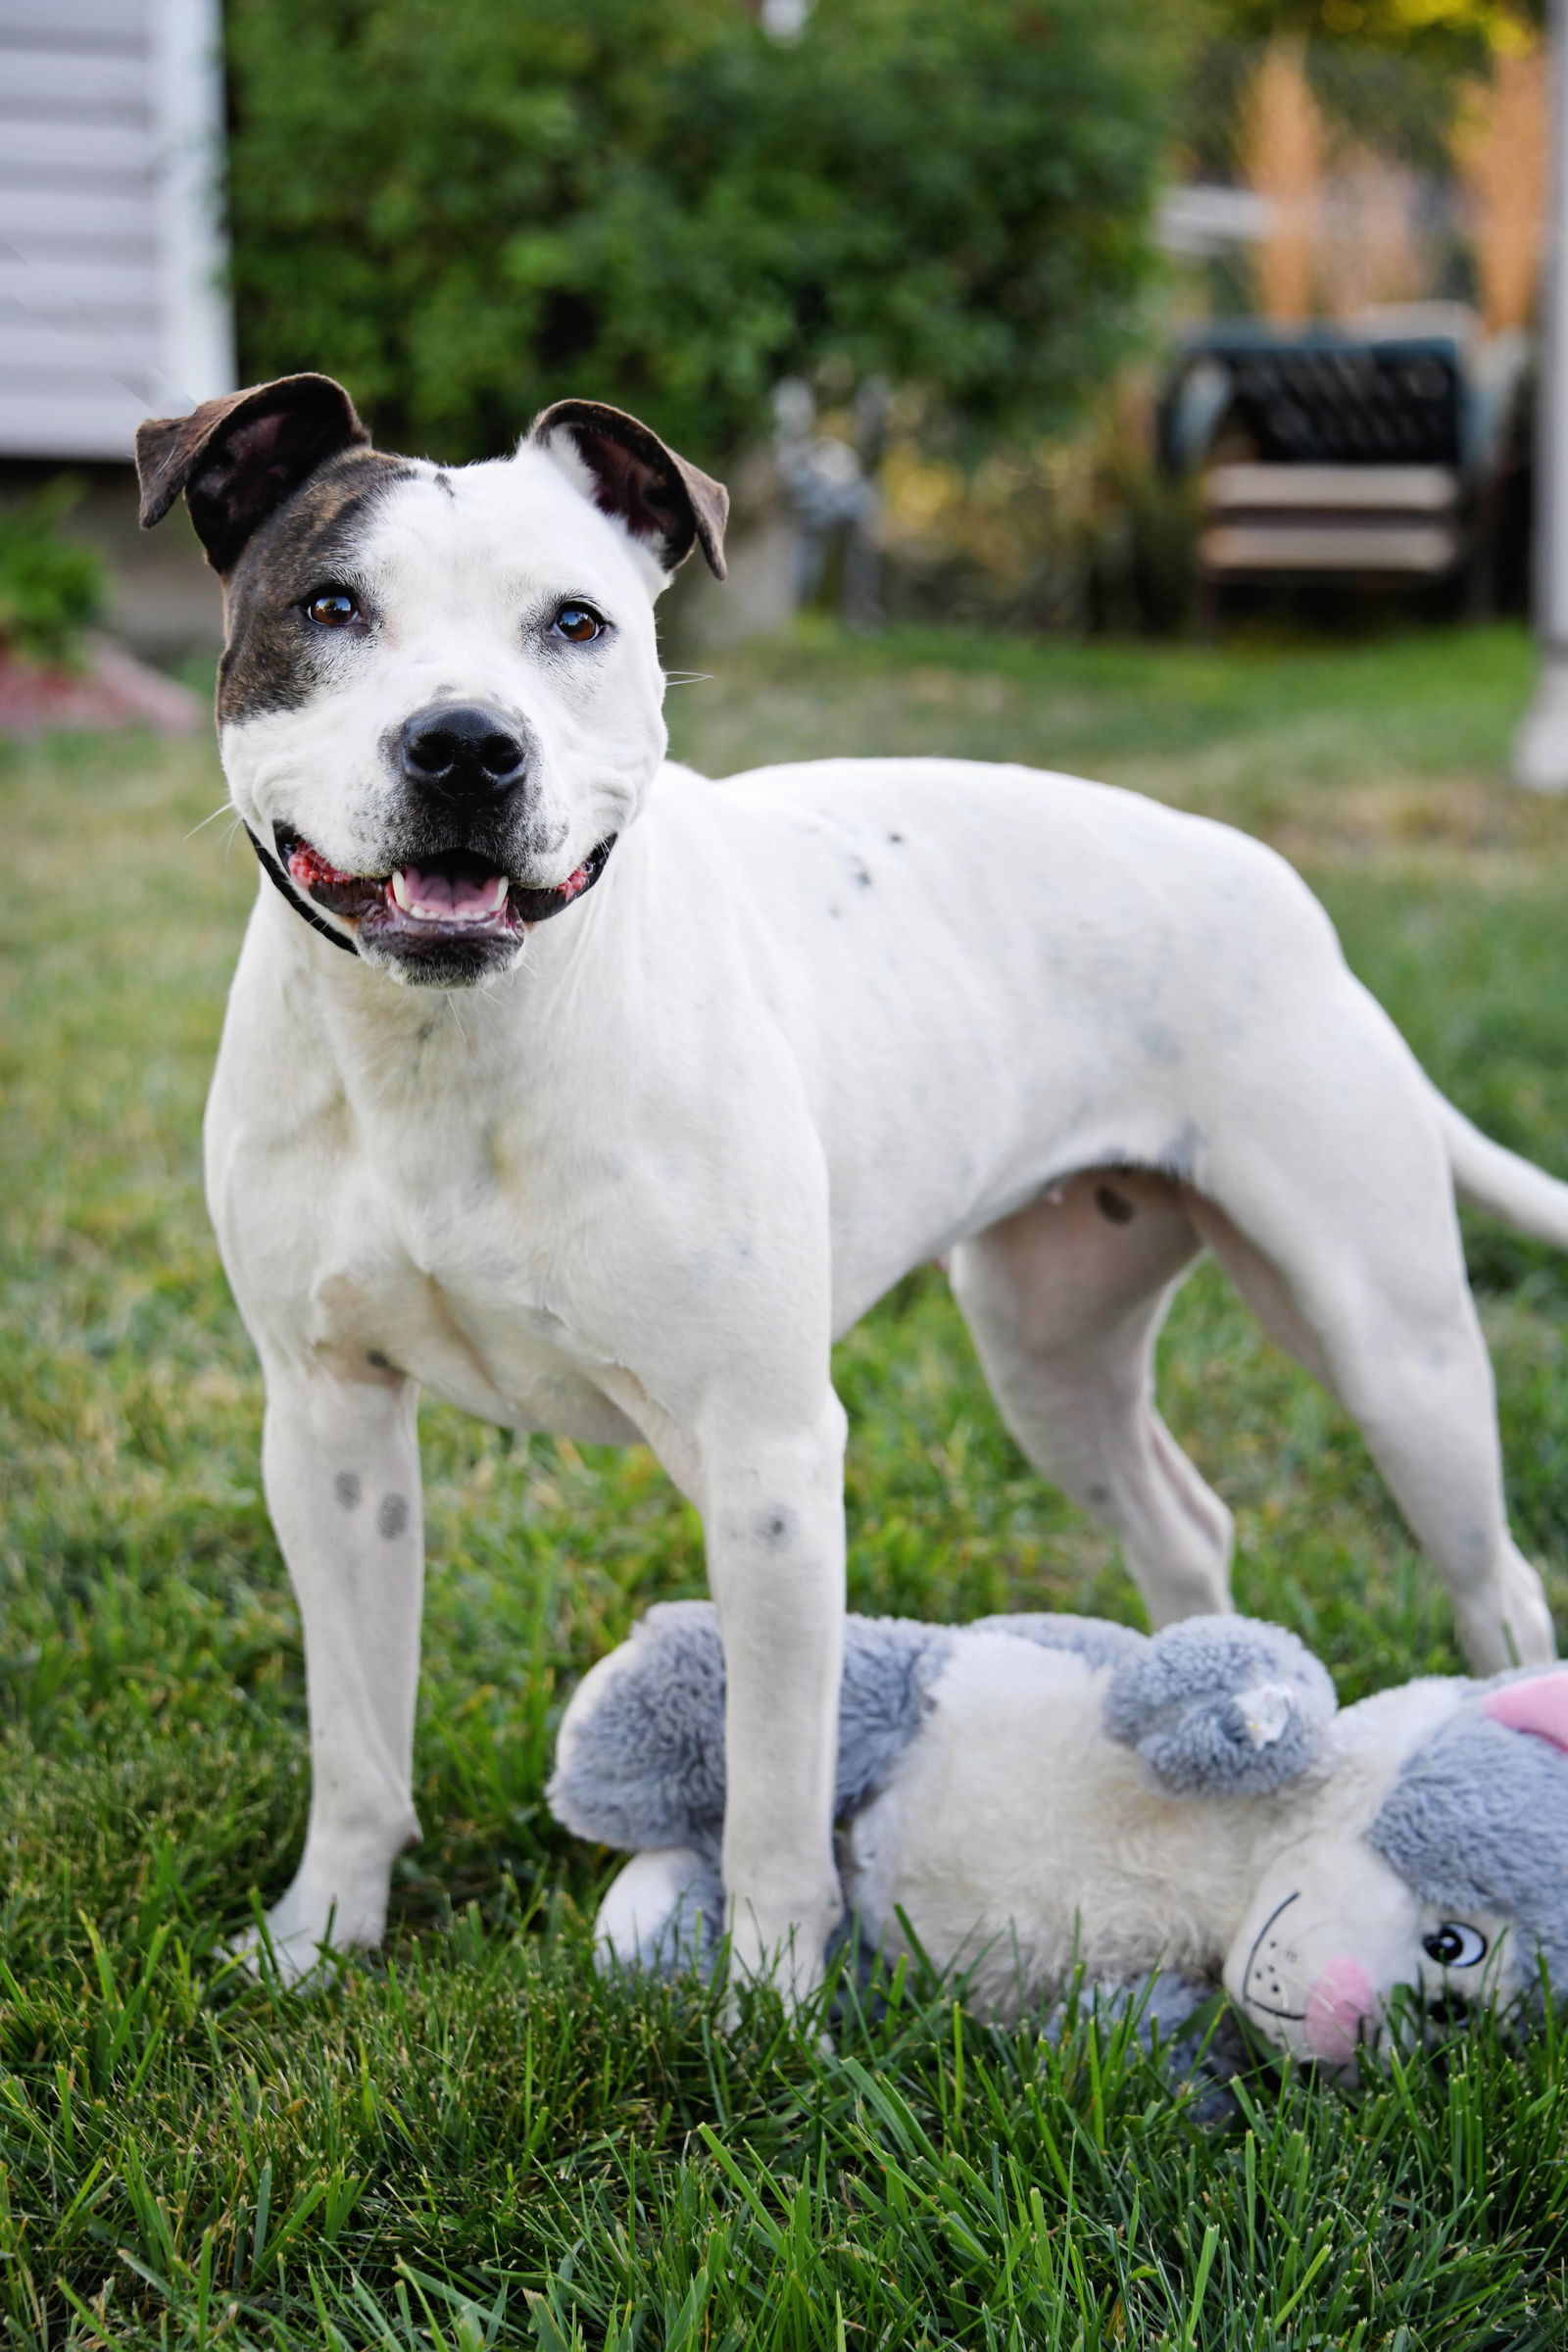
[1454,1561,1557,1675]
[223,1883,385,1989]
[724,1899,836,2017]
[223,1920,348,1990]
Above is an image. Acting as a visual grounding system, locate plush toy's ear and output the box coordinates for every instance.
[531,399,728,581]
[1483,1670,1568,1755]
[1103,1617,1338,1798]
[136,373,369,573]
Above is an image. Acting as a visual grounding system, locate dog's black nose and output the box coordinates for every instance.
[399,704,529,800]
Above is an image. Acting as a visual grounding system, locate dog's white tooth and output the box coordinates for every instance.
[390,869,413,912]
[485,875,509,912]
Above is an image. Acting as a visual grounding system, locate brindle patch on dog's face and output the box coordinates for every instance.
[219,449,418,724]
[217,440,675,988]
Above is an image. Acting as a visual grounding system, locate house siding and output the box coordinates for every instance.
[0,0,233,461]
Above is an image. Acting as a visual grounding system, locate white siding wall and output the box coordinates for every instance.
[0,0,233,460]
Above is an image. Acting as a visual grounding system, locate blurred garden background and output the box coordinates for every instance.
[0,0,1562,667]
[8,1,1568,2346]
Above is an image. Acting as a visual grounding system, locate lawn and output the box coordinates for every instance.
[5,621,1568,2347]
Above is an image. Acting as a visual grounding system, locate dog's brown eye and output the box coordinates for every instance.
[553,603,604,644]
[306,591,361,628]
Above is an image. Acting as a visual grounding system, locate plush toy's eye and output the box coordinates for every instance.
[1423,1922,1488,1969]
[552,602,605,644]
[305,589,362,628]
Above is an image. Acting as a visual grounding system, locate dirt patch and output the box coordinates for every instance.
[0,637,205,738]
[1272,775,1568,874]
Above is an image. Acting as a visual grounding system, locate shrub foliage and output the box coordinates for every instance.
[0,480,104,665]
[224,0,1180,466]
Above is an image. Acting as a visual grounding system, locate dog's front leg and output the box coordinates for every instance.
[240,1361,424,1980]
[701,1399,849,2007]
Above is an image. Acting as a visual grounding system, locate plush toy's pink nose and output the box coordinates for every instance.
[1302,1955,1377,2062]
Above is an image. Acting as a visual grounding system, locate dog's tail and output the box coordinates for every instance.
[1438,1093,1568,1250]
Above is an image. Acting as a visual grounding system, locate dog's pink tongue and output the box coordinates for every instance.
[399,864,504,917]
[401,864,454,913]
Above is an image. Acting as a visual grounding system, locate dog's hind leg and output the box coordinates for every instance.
[1192,1185,1555,1673]
[239,1360,425,1982]
[951,1172,1235,1626]
[1187,994,1556,1673]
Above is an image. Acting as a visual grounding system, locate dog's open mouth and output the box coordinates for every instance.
[273,828,614,948]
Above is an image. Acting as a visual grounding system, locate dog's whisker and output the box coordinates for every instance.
[662,672,712,687]
[185,801,238,841]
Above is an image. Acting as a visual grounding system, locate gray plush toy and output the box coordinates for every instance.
[549,1604,1568,2069]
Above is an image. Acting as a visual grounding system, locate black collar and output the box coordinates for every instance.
[244,823,360,956]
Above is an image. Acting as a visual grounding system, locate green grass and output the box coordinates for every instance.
[6,621,1568,2346]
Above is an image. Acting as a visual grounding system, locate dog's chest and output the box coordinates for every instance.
[301,1111,645,1444]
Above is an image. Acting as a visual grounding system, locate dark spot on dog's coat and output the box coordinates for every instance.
[367,1348,394,1371]
[759,1508,792,1545]
[1095,1184,1136,1225]
[333,1470,362,1510]
[1156,1119,1203,1184]
[378,1492,410,1540]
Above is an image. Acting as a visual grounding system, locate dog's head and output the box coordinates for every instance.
[138,374,727,987]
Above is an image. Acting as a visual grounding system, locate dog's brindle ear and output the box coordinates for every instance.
[531,400,728,582]
[136,373,370,574]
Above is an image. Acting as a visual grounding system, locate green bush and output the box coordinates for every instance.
[0,479,104,665]
[225,0,1184,467]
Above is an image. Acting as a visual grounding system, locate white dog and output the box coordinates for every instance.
[138,372,1567,1998]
